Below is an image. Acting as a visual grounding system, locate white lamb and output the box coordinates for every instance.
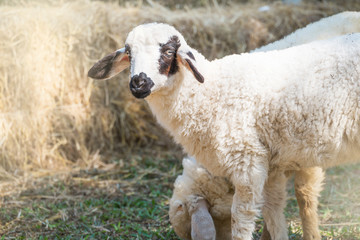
[88,14,360,240]
[169,11,360,240]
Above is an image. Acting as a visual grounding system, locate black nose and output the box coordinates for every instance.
[129,72,154,99]
[131,72,148,88]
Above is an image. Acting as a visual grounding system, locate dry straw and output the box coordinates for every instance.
[0,0,352,177]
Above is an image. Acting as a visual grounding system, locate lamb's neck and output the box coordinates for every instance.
[145,88,181,135]
[146,78,202,136]
[146,60,215,156]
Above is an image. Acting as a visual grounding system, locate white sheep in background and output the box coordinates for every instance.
[88,12,360,240]
[169,11,360,240]
[256,11,360,52]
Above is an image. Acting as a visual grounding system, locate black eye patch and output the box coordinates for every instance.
[159,35,181,76]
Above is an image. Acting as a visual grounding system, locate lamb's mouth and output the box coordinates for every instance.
[130,89,152,99]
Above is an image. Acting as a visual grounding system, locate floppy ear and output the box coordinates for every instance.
[190,198,216,240]
[177,50,204,83]
[88,48,130,80]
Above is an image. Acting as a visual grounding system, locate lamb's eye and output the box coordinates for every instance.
[165,50,175,56]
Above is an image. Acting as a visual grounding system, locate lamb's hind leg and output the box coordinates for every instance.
[294,167,324,240]
[261,170,288,240]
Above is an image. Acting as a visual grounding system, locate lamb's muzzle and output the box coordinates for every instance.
[129,72,154,98]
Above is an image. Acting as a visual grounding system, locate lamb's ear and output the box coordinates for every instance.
[88,48,130,80]
[190,199,216,240]
[177,50,204,83]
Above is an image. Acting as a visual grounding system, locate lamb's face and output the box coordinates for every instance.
[88,23,204,99]
[125,23,184,98]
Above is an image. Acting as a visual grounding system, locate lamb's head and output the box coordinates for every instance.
[88,23,204,99]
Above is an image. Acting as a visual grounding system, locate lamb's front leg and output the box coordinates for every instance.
[261,170,288,240]
[231,159,267,240]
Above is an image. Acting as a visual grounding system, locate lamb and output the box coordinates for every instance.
[88,18,360,240]
[169,11,360,240]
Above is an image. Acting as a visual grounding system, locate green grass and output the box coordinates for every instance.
[0,154,359,239]
[0,154,183,239]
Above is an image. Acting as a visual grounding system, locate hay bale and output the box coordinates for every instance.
[0,0,354,175]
